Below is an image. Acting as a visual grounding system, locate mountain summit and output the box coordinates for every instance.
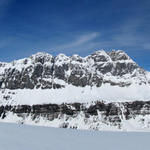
[0,50,149,91]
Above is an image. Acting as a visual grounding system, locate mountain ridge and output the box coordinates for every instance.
[0,49,149,91]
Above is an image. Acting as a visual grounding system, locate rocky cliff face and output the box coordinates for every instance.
[0,50,149,90]
[1,101,150,131]
[0,50,150,131]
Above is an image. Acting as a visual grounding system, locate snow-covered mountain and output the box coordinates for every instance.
[0,50,149,89]
[0,50,150,105]
[0,50,150,131]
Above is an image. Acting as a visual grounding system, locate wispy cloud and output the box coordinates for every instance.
[112,18,149,48]
[49,32,100,54]
[55,32,100,50]
[51,15,150,54]
[93,15,150,51]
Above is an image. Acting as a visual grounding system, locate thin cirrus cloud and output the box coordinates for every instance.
[93,17,150,51]
[52,16,150,55]
[0,32,100,60]
[112,18,150,49]
[56,32,100,49]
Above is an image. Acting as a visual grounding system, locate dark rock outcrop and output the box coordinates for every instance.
[1,101,150,130]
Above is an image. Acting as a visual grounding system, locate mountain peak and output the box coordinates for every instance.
[107,50,131,61]
[89,49,111,62]
[31,52,53,59]
[30,52,53,64]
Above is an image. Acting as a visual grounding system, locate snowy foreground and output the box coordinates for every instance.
[0,122,150,150]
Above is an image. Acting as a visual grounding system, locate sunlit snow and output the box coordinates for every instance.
[0,122,149,150]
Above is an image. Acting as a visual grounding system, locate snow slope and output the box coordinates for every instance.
[0,84,150,105]
[0,122,150,150]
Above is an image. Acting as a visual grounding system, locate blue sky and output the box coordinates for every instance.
[0,0,150,70]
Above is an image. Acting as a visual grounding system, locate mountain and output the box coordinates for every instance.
[0,50,150,104]
[0,49,150,131]
[0,50,150,90]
